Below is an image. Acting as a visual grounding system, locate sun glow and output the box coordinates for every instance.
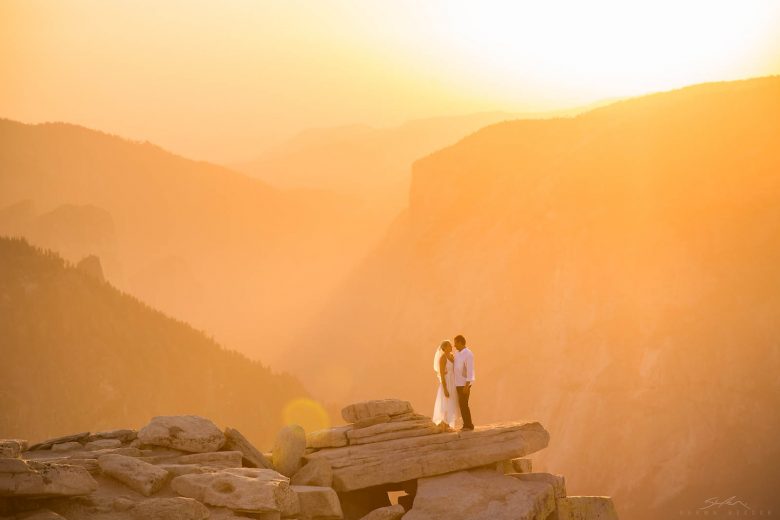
[1,0,778,161]
[350,0,780,107]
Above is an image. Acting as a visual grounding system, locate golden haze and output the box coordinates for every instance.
[1,3,780,520]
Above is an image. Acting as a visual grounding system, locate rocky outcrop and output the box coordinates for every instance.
[76,254,105,282]
[137,416,225,453]
[0,400,617,519]
[307,421,549,491]
[299,399,615,519]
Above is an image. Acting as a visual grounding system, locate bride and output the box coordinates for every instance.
[432,340,460,430]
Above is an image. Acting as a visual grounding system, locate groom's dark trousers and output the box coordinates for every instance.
[456,385,474,429]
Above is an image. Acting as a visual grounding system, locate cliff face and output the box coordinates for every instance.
[0,238,306,447]
[288,77,780,519]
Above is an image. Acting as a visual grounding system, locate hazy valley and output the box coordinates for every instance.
[0,237,305,447]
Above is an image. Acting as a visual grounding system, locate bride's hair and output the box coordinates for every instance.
[434,340,452,374]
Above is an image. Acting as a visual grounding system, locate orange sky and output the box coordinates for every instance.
[2,0,779,163]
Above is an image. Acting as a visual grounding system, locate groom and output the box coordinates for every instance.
[453,334,475,431]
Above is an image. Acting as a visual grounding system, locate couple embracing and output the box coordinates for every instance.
[432,334,475,432]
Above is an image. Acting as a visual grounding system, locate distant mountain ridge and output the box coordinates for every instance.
[0,117,385,367]
[0,237,306,446]
[235,111,588,216]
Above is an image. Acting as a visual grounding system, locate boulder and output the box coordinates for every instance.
[224,427,273,469]
[98,453,170,496]
[84,438,122,450]
[273,425,307,477]
[130,497,210,520]
[0,459,98,497]
[358,504,406,520]
[171,467,299,515]
[306,421,550,491]
[28,432,90,451]
[175,451,243,468]
[509,472,566,498]
[307,426,351,449]
[404,468,555,520]
[292,485,343,519]
[292,459,333,487]
[552,496,619,520]
[0,440,26,458]
[341,400,412,423]
[138,415,225,453]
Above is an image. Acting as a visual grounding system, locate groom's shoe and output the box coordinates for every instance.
[459,426,475,432]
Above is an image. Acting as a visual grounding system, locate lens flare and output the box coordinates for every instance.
[282,398,331,433]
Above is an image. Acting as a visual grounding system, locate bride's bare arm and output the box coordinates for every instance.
[439,356,449,397]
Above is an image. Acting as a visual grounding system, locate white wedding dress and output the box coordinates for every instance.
[432,355,460,428]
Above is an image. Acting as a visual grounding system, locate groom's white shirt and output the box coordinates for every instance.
[454,347,475,387]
